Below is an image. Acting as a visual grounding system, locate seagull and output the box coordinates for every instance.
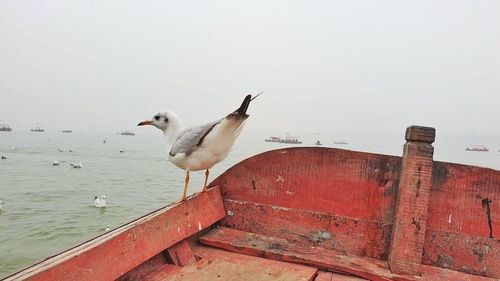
[94,195,107,208]
[138,93,261,201]
[52,160,60,166]
[0,200,4,211]
[70,163,84,168]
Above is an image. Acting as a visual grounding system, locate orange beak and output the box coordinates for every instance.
[137,120,153,126]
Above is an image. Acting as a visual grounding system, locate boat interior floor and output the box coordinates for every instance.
[142,244,365,281]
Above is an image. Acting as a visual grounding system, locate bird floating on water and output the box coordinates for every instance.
[52,161,60,166]
[119,149,124,153]
[70,163,83,168]
[1,156,6,160]
[138,93,261,201]
[0,200,4,211]
[94,195,107,208]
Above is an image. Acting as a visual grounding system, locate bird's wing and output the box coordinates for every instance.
[169,120,221,156]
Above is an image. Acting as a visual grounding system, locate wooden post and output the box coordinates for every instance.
[388,125,435,275]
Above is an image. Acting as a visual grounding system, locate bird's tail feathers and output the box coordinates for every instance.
[228,92,263,119]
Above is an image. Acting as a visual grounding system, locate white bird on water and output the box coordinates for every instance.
[70,163,84,168]
[94,195,107,208]
[0,200,4,211]
[138,94,260,201]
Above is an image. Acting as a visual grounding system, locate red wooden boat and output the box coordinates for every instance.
[4,126,499,281]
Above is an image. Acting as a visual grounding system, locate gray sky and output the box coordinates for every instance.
[0,1,499,136]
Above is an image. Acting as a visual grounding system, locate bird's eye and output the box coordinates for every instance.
[154,115,160,121]
[164,118,169,123]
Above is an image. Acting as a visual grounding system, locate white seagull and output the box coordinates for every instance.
[138,94,260,201]
[0,200,4,211]
[70,163,84,168]
[94,195,107,208]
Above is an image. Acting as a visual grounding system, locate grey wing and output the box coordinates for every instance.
[169,120,221,157]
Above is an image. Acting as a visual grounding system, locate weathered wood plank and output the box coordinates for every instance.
[116,253,168,281]
[428,161,500,238]
[222,199,392,260]
[315,271,334,281]
[316,271,367,281]
[210,147,400,260]
[200,227,498,281]
[422,230,500,278]
[166,240,196,266]
[200,227,397,281]
[210,147,401,224]
[5,188,225,281]
[424,161,500,277]
[145,244,318,281]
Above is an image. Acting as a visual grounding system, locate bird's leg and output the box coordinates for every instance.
[181,171,190,201]
[202,169,210,192]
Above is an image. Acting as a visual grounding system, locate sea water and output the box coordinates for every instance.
[0,130,498,277]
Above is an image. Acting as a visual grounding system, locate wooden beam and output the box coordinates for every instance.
[200,227,498,281]
[166,240,196,266]
[389,126,435,275]
[200,227,398,281]
[5,188,225,281]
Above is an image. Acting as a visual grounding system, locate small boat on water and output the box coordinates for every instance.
[265,136,302,144]
[465,145,489,152]
[279,137,302,144]
[315,140,322,145]
[30,125,44,132]
[264,136,280,142]
[334,140,348,145]
[119,131,135,136]
[4,125,499,281]
[0,123,12,132]
[61,130,72,133]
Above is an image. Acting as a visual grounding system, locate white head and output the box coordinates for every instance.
[101,195,106,200]
[138,111,183,143]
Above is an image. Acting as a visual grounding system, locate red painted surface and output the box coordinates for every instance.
[5,188,225,281]
[166,240,196,266]
[427,161,499,237]
[144,243,318,281]
[222,199,392,259]
[210,147,401,259]
[422,230,500,277]
[423,161,500,277]
[116,253,168,281]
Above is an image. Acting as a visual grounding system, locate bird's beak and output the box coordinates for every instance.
[137,120,152,126]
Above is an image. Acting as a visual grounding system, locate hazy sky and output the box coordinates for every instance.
[0,1,499,136]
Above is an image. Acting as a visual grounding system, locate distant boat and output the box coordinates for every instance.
[120,131,135,136]
[334,140,348,145]
[0,123,12,132]
[315,140,322,145]
[31,125,45,132]
[465,145,489,152]
[264,136,281,143]
[62,130,72,133]
[279,137,302,144]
